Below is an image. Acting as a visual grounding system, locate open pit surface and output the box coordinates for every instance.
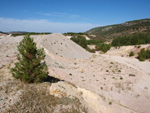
[0,33,150,113]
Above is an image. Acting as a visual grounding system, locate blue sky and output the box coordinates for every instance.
[0,0,150,33]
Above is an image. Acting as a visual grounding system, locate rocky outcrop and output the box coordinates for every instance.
[49,81,138,113]
[49,81,97,113]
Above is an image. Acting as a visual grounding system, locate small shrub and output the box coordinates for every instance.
[101,87,103,90]
[110,62,113,64]
[69,73,72,76]
[109,102,112,105]
[120,77,123,80]
[106,70,109,72]
[118,70,121,72]
[86,47,95,53]
[129,51,134,57]
[129,74,135,77]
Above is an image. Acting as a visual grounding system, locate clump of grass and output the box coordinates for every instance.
[112,70,115,73]
[129,74,135,77]
[109,102,112,105]
[120,77,123,80]
[101,87,103,90]
[106,70,109,72]
[110,62,113,64]
[118,70,121,72]
[74,63,76,65]
[69,73,72,76]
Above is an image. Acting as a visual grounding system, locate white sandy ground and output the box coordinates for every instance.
[0,33,150,113]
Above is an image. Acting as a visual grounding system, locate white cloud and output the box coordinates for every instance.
[43,12,80,18]
[0,17,99,33]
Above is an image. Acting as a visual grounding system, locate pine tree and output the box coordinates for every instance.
[11,35,48,83]
[79,37,87,49]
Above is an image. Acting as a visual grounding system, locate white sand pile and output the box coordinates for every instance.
[0,33,91,68]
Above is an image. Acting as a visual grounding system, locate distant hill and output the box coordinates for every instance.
[86,19,150,40]
[0,31,8,36]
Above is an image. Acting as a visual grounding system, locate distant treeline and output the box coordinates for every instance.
[0,31,8,35]
[111,33,150,46]
[12,32,52,37]
[63,32,89,36]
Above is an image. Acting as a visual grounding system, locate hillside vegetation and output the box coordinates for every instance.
[70,35,110,53]
[111,33,150,46]
[86,19,150,39]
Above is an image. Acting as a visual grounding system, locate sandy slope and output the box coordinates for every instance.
[0,33,91,68]
[0,33,150,113]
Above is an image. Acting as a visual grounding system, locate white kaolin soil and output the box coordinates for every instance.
[0,33,150,113]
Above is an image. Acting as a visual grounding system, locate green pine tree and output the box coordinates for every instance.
[11,35,48,83]
[79,37,87,49]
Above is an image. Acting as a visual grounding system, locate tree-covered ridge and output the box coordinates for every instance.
[86,19,150,38]
[111,33,150,46]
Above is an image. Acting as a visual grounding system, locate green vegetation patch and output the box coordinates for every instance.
[111,33,150,46]
[129,51,134,57]
[138,48,150,61]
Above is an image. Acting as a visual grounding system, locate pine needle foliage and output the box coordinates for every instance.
[11,35,48,83]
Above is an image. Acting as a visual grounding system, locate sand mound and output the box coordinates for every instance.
[106,44,150,57]
[0,33,91,68]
